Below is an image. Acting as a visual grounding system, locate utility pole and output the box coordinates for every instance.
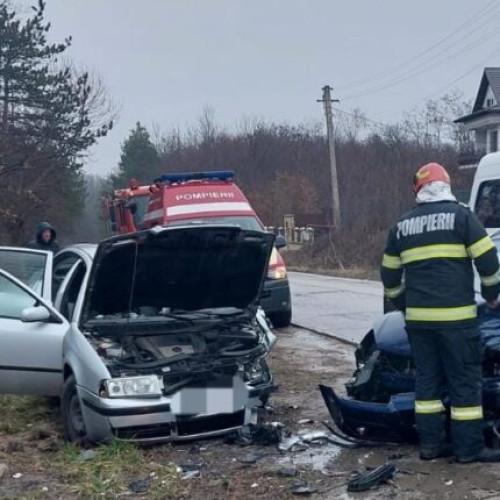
[317,85,341,229]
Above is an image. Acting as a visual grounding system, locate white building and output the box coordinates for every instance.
[455,68,500,168]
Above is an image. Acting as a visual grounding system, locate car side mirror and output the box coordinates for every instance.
[275,235,287,250]
[21,306,51,323]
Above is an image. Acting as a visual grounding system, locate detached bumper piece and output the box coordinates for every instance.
[347,464,396,493]
[319,384,418,443]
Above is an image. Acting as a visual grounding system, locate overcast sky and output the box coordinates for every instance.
[18,0,500,176]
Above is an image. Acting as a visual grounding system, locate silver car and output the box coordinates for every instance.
[0,225,277,445]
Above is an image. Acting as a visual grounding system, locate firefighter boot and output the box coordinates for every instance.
[417,413,449,460]
[420,443,453,461]
[456,447,500,464]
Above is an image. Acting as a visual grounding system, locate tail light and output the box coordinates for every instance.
[268,248,287,280]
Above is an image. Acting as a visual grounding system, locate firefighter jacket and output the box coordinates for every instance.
[381,201,500,329]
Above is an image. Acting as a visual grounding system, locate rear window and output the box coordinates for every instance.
[475,180,500,228]
[168,216,263,231]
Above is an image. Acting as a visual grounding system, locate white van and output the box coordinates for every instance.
[469,152,500,234]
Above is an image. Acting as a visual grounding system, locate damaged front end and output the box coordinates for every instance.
[78,225,277,443]
[320,306,500,445]
[87,311,276,405]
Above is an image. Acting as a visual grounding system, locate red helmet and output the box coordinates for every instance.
[413,163,450,194]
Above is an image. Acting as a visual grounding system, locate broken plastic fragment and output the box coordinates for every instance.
[270,421,285,428]
[182,470,200,480]
[289,480,318,495]
[225,424,281,446]
[347,464,396,492]
[277,468,298,478]
[129,478,150,494]
[298,419,314,425]
[300,431,329,443]
[279,435,302,451]
[239,453,259,464]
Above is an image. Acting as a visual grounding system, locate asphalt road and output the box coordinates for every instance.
[288,271,383,345]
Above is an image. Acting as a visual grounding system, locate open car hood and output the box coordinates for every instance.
[81,225,274,324]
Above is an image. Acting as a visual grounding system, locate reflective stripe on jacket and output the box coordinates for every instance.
[381,201,500,329]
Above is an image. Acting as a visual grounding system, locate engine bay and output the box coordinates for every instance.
[86,316,271,394]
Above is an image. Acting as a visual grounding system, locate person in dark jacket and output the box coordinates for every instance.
[381,162,500,463]
[27,222,60,253]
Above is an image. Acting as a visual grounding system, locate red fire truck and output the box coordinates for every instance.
[104,171,292,327]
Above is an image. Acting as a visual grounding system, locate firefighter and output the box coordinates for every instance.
[27,222,60,253]
[149,177,163,194]
[381,162,500,463]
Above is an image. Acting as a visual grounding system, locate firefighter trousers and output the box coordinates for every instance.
[407,327,484,458]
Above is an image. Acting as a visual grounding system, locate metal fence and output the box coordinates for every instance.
[265,226,315,246]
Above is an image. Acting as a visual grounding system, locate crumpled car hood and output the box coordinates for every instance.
[81,225,274,324]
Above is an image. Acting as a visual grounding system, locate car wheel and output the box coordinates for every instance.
[62,375,90,447]
[270,309,292,328]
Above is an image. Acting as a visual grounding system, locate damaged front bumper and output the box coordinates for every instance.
[319,385,418,442]
[79,375,274,444]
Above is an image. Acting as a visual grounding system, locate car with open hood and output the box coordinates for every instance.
[0,225,277,444]
[320,232,500,446]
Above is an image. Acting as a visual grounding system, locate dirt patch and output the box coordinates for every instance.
[0,328,500,499]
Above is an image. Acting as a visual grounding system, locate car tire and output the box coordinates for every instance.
[62,375,91,447]
[270,309,292,328]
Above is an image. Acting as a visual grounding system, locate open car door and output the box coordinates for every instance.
[0,247,53,302]
[0,269,68,396]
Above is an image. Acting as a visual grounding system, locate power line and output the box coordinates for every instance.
[401,42,500,110]
[342,21,500,101]
[337,0,498,91]
[342,17,500,99]
[333,107,391,129]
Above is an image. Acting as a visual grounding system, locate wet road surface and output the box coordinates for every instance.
[288,271,383,344]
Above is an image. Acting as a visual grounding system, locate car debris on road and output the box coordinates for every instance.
[347,464,396,493]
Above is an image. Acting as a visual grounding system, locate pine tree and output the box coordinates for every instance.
[112,122,159,188]
[0,0,113,244]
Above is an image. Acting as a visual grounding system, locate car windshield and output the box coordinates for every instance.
[0,249,46,295]
[168,216,263,231]
[475,180,500,228]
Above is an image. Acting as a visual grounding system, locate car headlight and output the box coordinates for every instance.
[268,265,287,280]
[103,375,163,398]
